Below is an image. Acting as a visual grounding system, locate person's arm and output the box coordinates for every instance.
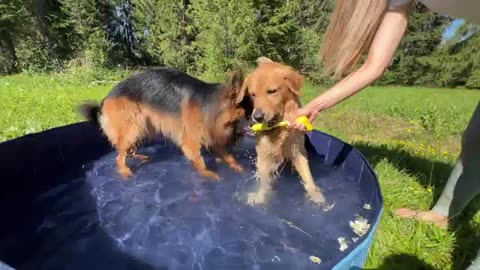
[295,3,412,126]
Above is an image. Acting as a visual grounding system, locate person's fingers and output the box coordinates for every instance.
[290,123,306,131]
[309,110,319,122]
[296,107,307,118]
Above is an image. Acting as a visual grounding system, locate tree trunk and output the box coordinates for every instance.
[0,30,18,74]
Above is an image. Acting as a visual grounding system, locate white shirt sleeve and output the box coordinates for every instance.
[389,0,412,7]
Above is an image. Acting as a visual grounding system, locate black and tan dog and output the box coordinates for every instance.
[237,57,325,205]
[79,67,252,180]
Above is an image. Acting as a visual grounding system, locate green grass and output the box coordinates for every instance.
[1,72,480,269]
[300,84,480,269]
[0,71,118,141]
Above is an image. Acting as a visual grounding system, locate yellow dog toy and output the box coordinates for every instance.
[251,115,313,132]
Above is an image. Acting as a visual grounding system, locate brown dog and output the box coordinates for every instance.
[79,67,252,180]
[237,57,325,205]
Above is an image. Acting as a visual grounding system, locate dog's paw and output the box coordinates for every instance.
[247,193,259,205]
[307,190,326,205]
[230,164,244,173]
[201,170,221,181]
[247,191,267,206]
[119,168,133,179]
[134,154,149,163]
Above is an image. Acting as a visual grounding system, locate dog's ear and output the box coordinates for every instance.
[228,70,247,105]
[228,69,243,93]
[235,74,250,104]
[284,68,304,96]
[256,56,274,66]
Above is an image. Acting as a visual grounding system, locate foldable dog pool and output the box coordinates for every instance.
[0,123,383,270]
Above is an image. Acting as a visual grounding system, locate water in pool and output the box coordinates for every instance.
[14,136,376,270]
[82,137,375,270]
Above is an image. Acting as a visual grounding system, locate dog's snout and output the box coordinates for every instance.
[252,110,265,123]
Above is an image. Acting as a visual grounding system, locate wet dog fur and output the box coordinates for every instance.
[237,57,325,205]
[79,67,252,180]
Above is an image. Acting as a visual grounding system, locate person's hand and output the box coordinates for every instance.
[299,103,321,123]
[290,102,320,131]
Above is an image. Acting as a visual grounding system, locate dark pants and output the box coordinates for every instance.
[431,102,480,269]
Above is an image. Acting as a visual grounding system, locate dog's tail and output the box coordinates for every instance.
[78,101,102,127]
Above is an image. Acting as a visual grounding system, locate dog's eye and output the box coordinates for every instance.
[267,89,277,95]
[250,93,256,97]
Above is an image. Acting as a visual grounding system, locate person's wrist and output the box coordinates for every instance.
[311,97,326,113]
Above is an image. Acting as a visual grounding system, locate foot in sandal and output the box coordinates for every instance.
[394,208,449,229]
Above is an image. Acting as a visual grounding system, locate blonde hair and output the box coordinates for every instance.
[320,0,388,78]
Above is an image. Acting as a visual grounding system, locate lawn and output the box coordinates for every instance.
[1,72,480,269]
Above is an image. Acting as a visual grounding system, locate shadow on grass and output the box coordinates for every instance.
[362,254,437,270]
[352,142,480,270]
[352,142,452,203]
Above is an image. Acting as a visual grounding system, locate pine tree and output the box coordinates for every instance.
[378,2,452,86]
[252,0,305,67]
[133,0,197,72]
[27,0,78,70]
[107,0,144,66]
[190,0,257,79]
[60,0,117,68]
[295,0,333,32]
[436,23,480,88]
[0,0,29,73]
[290,0,334,81]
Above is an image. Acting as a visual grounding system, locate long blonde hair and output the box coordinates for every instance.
[320,0,388,78]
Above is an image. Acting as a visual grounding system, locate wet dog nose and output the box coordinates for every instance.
[252,110,264,123]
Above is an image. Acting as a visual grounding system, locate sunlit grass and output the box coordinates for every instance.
[1,71,480,269]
